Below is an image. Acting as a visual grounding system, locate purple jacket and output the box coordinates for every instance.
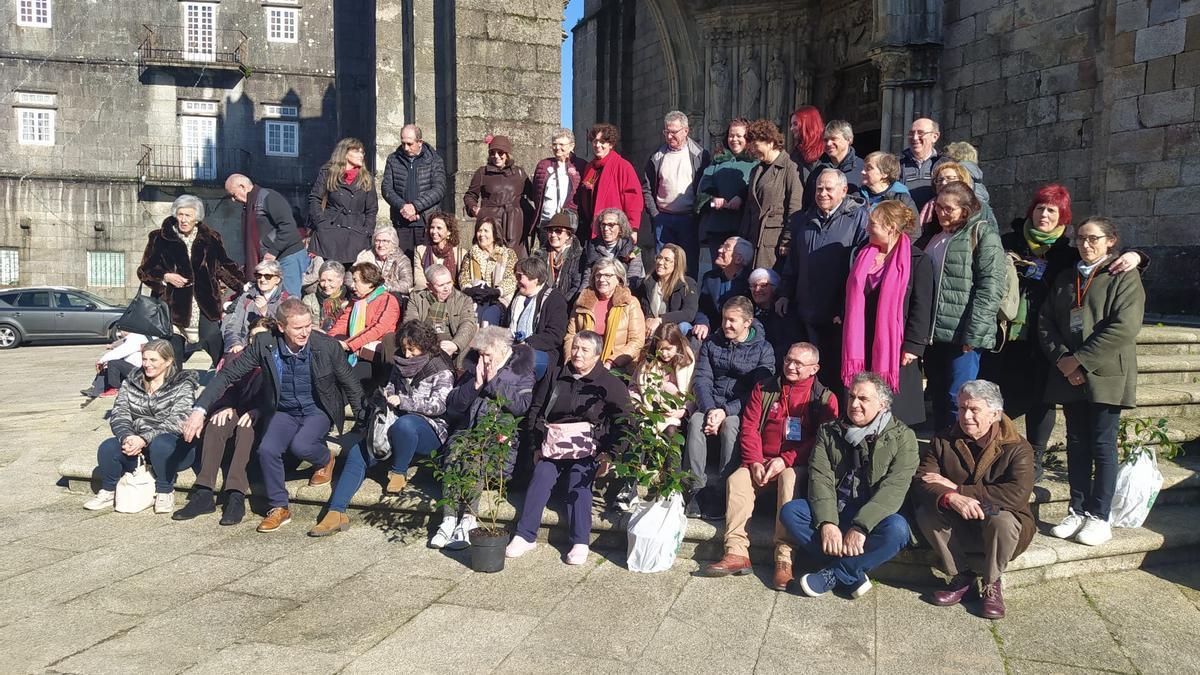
[531,155,587,222]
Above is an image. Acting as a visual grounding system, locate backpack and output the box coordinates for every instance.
[969,225,1021,349]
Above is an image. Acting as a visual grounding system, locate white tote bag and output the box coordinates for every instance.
[115,456,156,513]
[1108,448,1164,529]
[626,493,686,573]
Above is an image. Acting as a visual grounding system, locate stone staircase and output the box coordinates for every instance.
[58,325,1200,588]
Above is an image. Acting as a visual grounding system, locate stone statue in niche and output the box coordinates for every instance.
[708,48,730,148]
[766,52,785,124]
[740,51,761,115]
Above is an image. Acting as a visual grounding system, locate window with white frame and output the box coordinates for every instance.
[182,2,216,62]
[180,100,219,115]
[87,252,125,288]
[0,249,19,285]
[179,115,218,181]
[263,104,298,118]
[17,0,51,27]
[265,121,298,157]
[266,7,298,42]
[16,108,55,145]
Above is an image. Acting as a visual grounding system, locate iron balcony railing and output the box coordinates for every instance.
[138,145,252,185]
[137,25,249,71]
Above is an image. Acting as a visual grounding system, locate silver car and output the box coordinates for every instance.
[0,286,127,349]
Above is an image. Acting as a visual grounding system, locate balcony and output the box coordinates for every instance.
[138,145,251,186]
[137,25,249,75]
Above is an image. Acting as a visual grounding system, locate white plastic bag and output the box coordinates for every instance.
[626,493,686,573]
[1108,448,1163,528]
[115,456,155,513]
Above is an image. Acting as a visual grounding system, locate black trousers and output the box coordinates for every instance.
[170,313,222,368]
[85,359,135,395]
[1062,401,1121,520]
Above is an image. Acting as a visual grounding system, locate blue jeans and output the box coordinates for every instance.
[925,342,982,430]
[96,433,196,493]
[327,414,441,512]
[654,211,700,279]
[779,497,910,586]
[1063,402,1121,519]
[531,348,550,381]
[277,249,309,298]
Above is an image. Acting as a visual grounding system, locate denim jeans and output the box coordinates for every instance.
[654,211,700,279]
[96,433,196,493]
[277,248,309,299]
[531,348,550,381]
[327,414,441,512]
[925,342,982,430]
[258,411,332,508]
[1062,401,1121,519]
[779,497,910,586]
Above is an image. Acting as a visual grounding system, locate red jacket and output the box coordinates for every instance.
[739,377,839,467]
[328,291,401,352]
[580,150,643,235]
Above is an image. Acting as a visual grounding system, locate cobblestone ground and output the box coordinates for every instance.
[2,345,1199,674]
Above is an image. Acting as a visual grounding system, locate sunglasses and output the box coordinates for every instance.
[254,273,278,280]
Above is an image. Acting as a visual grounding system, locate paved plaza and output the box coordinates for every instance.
[2,346,1199,674]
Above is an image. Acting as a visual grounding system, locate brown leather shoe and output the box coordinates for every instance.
[385,471,407,494]
[699,554,752,577]
[309,448,335,486]
[980,579,1005,619]
[932,574,977,606]
[257,506,292,533]
[307,511,350,537]
[772,561,794,591]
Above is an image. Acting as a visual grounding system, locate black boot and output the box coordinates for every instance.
[220,491,246,526]
[172,488,216,521]
[1032,445,1046,482]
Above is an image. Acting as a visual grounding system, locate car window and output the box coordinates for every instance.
[17,292,50,308]
[57,292,95,308]
[0,292,17,307]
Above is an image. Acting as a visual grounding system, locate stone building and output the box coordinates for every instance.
[573,0,1200,315]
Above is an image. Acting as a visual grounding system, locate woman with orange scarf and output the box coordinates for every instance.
[564,257,646,373]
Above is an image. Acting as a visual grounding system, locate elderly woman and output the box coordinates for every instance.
[83,340,198,514]
[460,216,518,327]
[741,119,804,269]
[506,256,569,381]
[507,329,631,564]
[913,380,1035,620]
[917,182,1006,430]
[355,226,413,298]
[308,137,378,265]
[858,151,917,213]
[412,211,469,292]
[171,318,273,525]
[431,326,536,549]
[697,118,755,266]
[840,201,934,426]
[566,257,646,373]
[328,261,403,372]
[302,260,349,333]
[138,194,245,366]
[577,122,643,235]
[222,259,288,355]
[581,207,645,289]
[532,128,587,232]
[533,210,586,303]
[310,320,456,536]
[463,135,535,256]
[637,243,698,337]
[1040,217,1145,548]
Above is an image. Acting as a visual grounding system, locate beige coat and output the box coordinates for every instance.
[565,285,646,370]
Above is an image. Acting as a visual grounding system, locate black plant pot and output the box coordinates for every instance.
[469,528,508,573]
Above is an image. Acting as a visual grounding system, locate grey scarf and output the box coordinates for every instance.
[844,410,892,448]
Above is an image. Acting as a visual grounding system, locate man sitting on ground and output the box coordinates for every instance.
[406,263,478,367]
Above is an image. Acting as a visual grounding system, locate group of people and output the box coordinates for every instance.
[82,109,1147,619]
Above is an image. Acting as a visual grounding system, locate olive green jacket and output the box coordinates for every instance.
[808,415,920,533]
[1038,263,1145,408]
[926,210,1006,350]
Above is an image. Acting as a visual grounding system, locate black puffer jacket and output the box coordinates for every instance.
[381,144,447,225]
[307,168,379,263]
[527,361,632,454]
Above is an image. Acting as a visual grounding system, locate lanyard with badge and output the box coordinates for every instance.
[781,384,805,442]
[1071,266,1100,336]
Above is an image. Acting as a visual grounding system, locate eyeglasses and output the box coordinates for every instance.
[784,359,819,368]
[595,273,617,280]
[254,273,278,280]
[663,127,687,138]
[546,228,569,236]
[600,221,621,228]
[909,130,935,138]
[749,281,774,289]
[1076,235,1109,246]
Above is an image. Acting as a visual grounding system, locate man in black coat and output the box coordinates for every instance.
[225,173,308,298]
[182,299,364,533]
[381,124,448,252]
[506,256,569,381]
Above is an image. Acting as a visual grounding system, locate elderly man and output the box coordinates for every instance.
[898,117,945,211]
[801,120,864,211]
[912,380,1035,620]
[693,236,754,341]
[642,110,711,279]
[701,342,839,589]
[406,264,478,367]
[779,372,918,598]
[181,299,364,533]
[532,129,587,234]
[749,267,788,367]
[778,169,868,391]
[381,124,448,251]
[225,173,308,298]
[687,296,775,519]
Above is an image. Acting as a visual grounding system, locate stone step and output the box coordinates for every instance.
[1135,355,1200,384]
[1135,325,1200,355]
[1038,414,1200,452]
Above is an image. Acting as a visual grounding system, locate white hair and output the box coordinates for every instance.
[729,237,754,265]
[664,110,689,128]
[959,379,1004,412]
[551,128,575,144]
[749,267,779,286]
[818,168,848,188]
[255,259,283,277]
[171,194,205,223]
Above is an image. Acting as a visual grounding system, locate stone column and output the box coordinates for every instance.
[870,45,939,153]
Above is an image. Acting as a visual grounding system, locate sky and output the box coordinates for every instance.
[561,0,583,127]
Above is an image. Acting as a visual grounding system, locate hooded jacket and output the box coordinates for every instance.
[919,209,1006,350]
[137,217,245,328]
[693,319,776,417]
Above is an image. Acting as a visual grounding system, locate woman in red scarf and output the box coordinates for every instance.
[840,200,934,425]
[307,138,378,265]
[577,123,642,237]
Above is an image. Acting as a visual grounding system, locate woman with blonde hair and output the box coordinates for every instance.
[918,161,997,234]
[637,243,698,337]
[308,137,379,264]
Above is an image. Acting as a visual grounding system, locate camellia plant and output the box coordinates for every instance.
[1117,417,1183,463]
[612,369,693,500]
[429,396,522,536]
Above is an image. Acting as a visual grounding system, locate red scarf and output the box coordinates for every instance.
[343,166,360,185]
[242,185,262,273]
[582,151,610,189]
[841,235,911,390]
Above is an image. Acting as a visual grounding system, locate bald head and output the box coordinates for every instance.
[400,125,424,157]
[225,173,253,203]
[908,118,940,161]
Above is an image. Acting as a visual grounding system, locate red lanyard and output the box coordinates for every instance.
[1075,269,1099,308]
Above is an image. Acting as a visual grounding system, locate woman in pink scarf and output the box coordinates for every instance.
[840,200,934,425]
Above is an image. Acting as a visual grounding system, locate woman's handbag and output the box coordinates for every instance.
[367,393,397,461]
[114,455,156,513]
[116,283,173,339]
[539,421,597,460]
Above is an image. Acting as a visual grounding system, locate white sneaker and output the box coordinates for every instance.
[154,492,175,514]
[429,516,457,549]
[1050,510,1086,539]
[1074,514,1113,546]
[565,543,589,565]
[850,574,873,599]
[505,535,538,558]
[83,489,115,511]
[446,515,476,550]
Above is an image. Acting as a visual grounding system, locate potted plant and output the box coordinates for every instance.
[430,397,522,573]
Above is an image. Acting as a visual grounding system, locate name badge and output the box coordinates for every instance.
[1025,258,1047,281]
[1069,307,1084,335]
[785,416,804,442]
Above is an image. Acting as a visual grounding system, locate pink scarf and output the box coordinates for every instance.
[841,234,911,390]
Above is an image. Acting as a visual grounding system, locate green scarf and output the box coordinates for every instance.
[1023,218,1065,257]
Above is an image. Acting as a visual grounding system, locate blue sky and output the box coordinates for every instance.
[561,0,582,127]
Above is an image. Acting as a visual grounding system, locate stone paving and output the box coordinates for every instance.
[2,345,1200,674]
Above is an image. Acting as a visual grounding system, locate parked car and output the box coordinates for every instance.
[0,287,127,349]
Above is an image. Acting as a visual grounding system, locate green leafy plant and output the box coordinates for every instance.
[428,396,522,536]
[612,369,693,501]
[1117,417,1183,463]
